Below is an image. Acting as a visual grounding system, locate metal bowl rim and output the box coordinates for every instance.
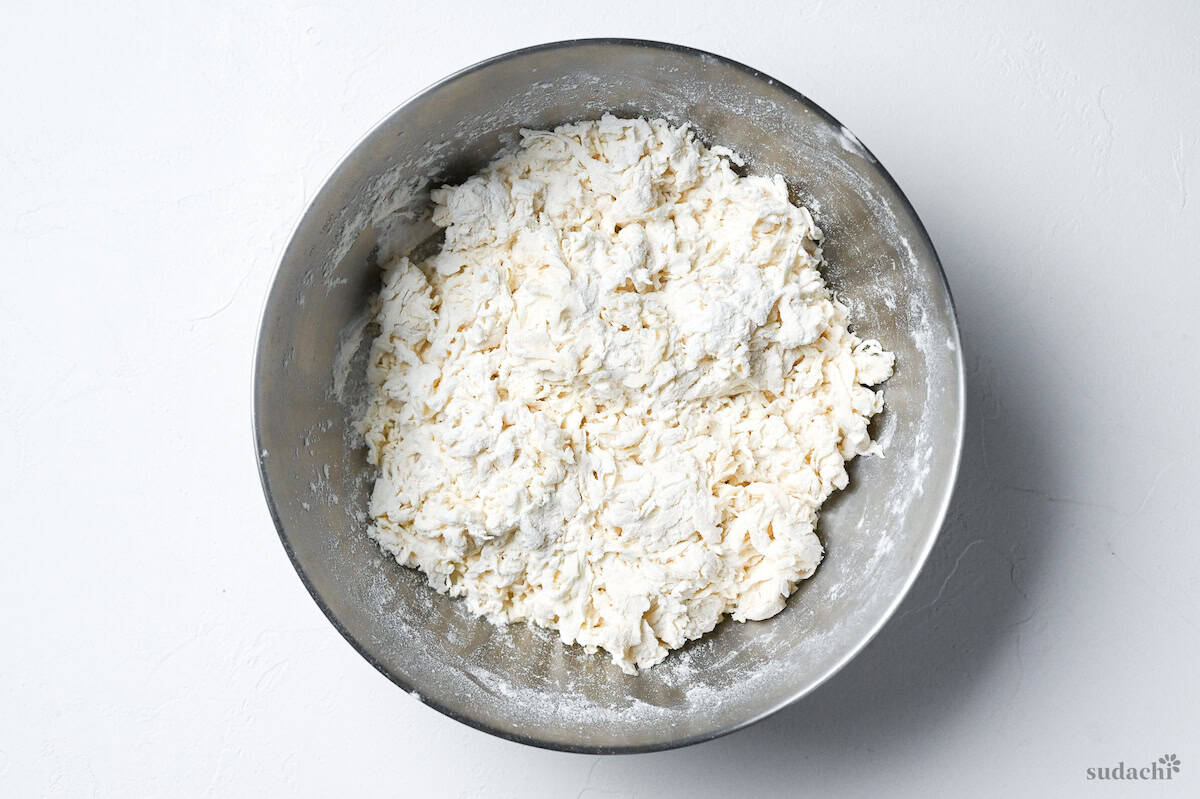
[251,36,967,754]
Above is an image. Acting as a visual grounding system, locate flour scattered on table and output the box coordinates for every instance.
[357,115,893,673]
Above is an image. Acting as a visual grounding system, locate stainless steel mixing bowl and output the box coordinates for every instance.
[253,39,964,753]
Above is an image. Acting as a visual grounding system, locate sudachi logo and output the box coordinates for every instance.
[1087,753,1181,781]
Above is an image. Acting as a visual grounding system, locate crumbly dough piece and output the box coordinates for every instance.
[359,115,894,673]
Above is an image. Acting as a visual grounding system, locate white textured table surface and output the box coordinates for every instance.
[3,2,1198,795]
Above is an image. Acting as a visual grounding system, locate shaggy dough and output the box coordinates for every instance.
[359,115,894,673]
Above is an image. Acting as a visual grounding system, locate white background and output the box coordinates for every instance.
[3,1,1198,795]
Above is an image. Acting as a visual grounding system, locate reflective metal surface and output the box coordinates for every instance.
[253,39,964,753]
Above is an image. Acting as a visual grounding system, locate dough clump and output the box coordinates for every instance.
[359,115,894,673]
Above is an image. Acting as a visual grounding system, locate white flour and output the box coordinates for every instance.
[358,116,893,673]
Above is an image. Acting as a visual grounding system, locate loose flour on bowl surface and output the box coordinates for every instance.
[357,115,894,674]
